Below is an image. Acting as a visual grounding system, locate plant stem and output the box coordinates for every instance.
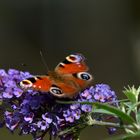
[87,115,134,129]
[58,115,134,138]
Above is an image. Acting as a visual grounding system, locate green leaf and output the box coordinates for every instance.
[136,109,140,125]
[124,91,137,104]
[125,128,135,134]
[123,86,140,104]
[119,102,126,113]
[84,102,135,125]
[122,102,132,108]
[93,108,117,116]
[127,102,140,115]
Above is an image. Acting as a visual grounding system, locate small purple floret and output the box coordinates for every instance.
[37,120,49,131]
[81,104,92,112]
[42,113,53,124]
[24,112,34,123]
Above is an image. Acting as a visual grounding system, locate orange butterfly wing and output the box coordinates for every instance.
[20,76,52,92]
[54,54,93,94]
[20,53,93,98]
[55,53,89,74]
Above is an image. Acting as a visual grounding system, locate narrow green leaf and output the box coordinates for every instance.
[124,91,137,104]
[125,128,135,134]
[123,86,140,104]
[127,102,140,115]
[136,109,140,125]
[122,102,132,108]
[90,102,135,125]
[119,102,126,113]
[93,108,116,116]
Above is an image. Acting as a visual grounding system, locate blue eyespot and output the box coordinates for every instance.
[49,86,62,95]
[66,54,83,63]
[77,72,92,81]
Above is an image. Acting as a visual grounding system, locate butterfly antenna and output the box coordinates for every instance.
[40,50,50,73]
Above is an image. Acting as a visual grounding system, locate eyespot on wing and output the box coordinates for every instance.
[54,53,88,74]
[20,76,52,92]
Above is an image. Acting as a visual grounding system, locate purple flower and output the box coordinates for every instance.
[2,87,14,98]
[63,110,75,123]
[11,105,18,110]
[5,80,16,87]
[20,71,32,79]
[42,113,53,124]
[24,112,34,123]
[29,95,41,110]
[81,104,92,112]
[72,109,81,120]
[51,121,60,135]
[107,127,117,134]
[30,123,38,132]
[80,89,92,100]
[65,115,75,123]
[0,69,8,77]
[8,69,19,75]
[20,104,30,115]
[13,87,23,97]
[0,69,118,140]
[20,124,31,134]
[5,111,21,131]
[37,120,49,131]
[70,104,80,110]
[92,84,117,102]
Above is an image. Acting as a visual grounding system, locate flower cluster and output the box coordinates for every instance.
[0,69,117,140]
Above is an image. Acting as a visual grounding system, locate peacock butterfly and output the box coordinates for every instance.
[20,53,93,98]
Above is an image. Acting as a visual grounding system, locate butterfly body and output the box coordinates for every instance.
[20,54,93,98]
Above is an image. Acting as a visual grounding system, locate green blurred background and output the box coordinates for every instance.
[0,0,140,139]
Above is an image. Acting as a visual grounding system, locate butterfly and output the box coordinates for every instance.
[20,53,93,98]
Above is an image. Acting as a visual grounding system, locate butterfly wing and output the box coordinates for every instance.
[20,53,93,98]
[20,76,52,92]
[20,75,80,98]
[55,53,89,74]
[54,53,93,90]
